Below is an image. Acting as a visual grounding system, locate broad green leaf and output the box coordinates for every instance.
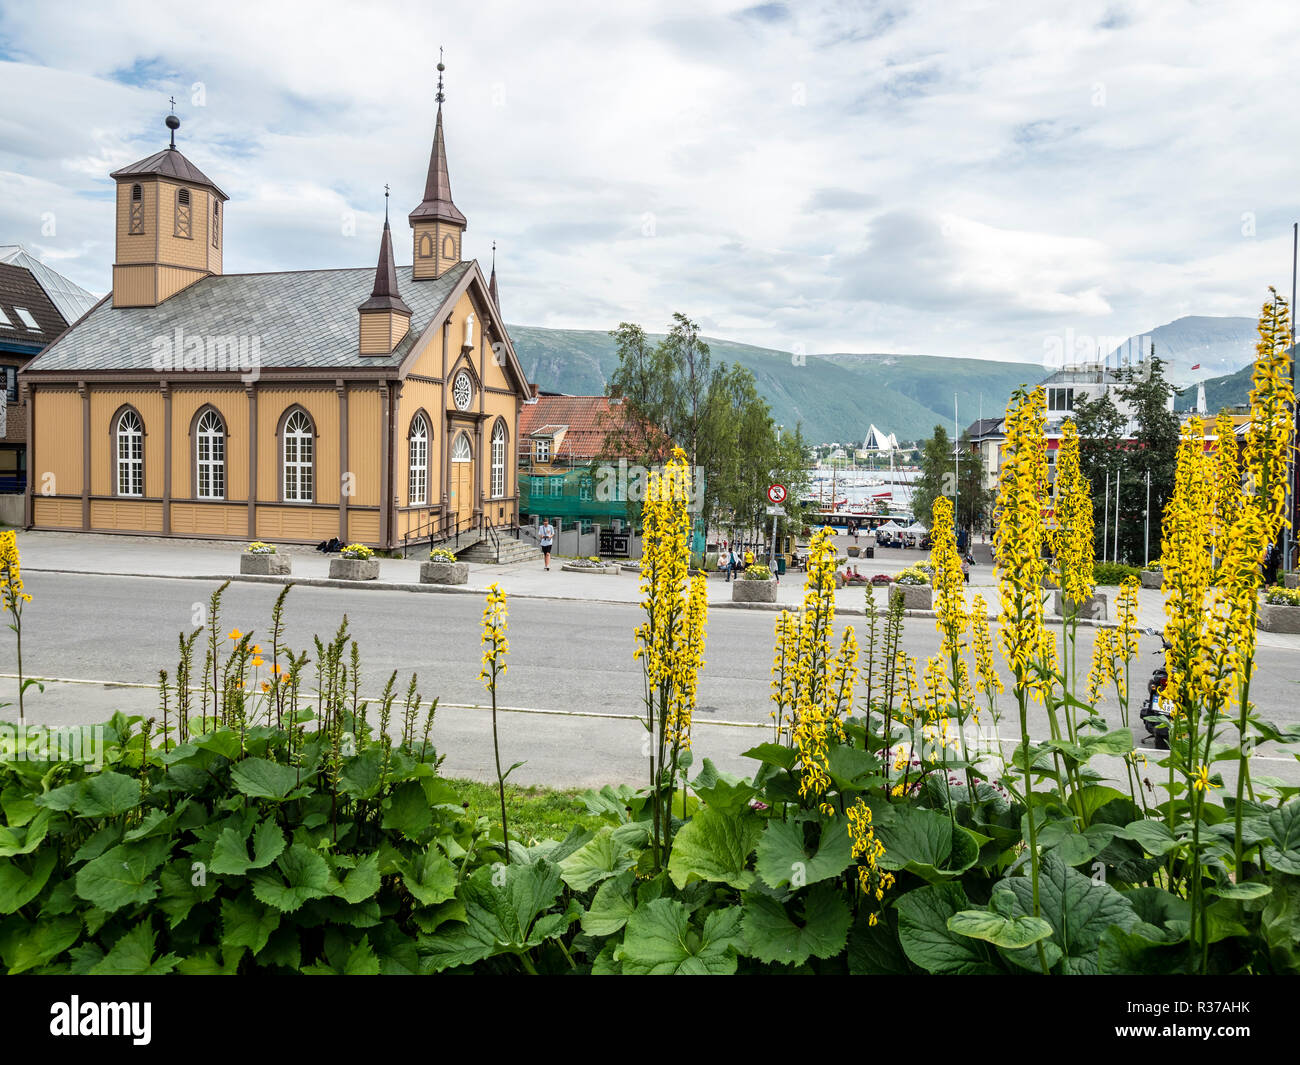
[191,729,244,760]
[157,859,218,928]
[74,837,171,912]
[948,909,1055,950]
[1052,823,1119,867]
[1098,925,1191,975]
[742,883,852,966]
[210,820,286,876]
[0,914,81,974]
[1117,818,1180,857]
[1261,873,1300,973]
[221,892,281,957]
[998,854,1141,974]
[343,937,381,975]
[741,742,799,771]
[875,805,979,881]
[123,801,193,843]
[382,780,434,839]
[559,828,637,892]
[690,758,758,814]
[619,898,744,975]
[755,817,853,890]
[0,808,50,857]
[338,746,385,799]
[1209,881,1272,901]
[667,806,762,891]
[73,772,141,819]
[582,869,637,937]
[1,785,38,827]
[333,852,381,904]
[896,882,1000,975]
[418,860,574,972]
[89,922,179,975]
[399,847,458,907]
[1081,730,1135,756]
[847,910,911,975]
[0,849,57,914]
[229,757,302,801]
[825,744,880,790]
[250,843,332,913]
[1262,799,1300,875]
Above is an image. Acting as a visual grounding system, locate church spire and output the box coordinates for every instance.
[360,187,411,315]
[408,50,466,229]
[488,240,500,313]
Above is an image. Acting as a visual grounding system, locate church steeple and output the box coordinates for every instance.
[409,51,466,280]
[488,240,500,315]
[360,188,412,354]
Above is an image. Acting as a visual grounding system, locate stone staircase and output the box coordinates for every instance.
[459,535,541,566]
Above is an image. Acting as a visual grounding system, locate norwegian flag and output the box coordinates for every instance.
[1191,363,1201,370]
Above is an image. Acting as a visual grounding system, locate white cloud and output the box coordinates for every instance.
[1,0,1297,362]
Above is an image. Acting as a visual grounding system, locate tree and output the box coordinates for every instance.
[954,430,995,534]
[911,425,951,530]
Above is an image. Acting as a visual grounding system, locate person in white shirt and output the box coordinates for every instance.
[539,519,555,571]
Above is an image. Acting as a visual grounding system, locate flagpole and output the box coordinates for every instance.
[1286,221,1298,574]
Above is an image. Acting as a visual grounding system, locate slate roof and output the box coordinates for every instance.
[24,261,472,375]
[517,395,662,462]
[0,262,68,350]
[110,147,229,200]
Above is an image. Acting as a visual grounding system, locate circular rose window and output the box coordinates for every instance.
[453,371,473,411]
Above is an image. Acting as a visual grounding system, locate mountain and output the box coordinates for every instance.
[1107,315,1258,388]
[506,324,1043,445]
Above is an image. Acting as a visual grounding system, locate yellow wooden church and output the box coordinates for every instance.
[21,67,531,550]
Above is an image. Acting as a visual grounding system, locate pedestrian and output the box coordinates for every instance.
[744,548,754,572]
[962,554,971,584]
[539,518,555,571]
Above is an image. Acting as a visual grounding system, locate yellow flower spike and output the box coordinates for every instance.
[228,629,242,641]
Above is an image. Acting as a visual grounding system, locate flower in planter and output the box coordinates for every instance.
[870,574,892,585]
[894,565,929,586]
[1142,558,1162,572]
[341,543,374,561]
[1265,586,1300,607]
[247,540,276,554]
[744,564,773,580]
[429,548,457,563]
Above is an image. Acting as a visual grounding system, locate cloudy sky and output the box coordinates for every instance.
[1,0,1297,364]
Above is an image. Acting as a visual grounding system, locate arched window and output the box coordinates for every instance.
[115,409,144,497]
[282,409,314,502]
[129,184,144,235]
[490,421,506,498]
[175,187,192,239]
[212,201,221,249]
[408,413,429,506]
[418,232,434,259]
[195,408,225,500]
[452,433,472,463]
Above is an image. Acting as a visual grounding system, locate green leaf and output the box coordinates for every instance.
[418,860,573,972]
[382,780,434,840]
[1117,818,1181,857]
[0,849,57,914]
[896,882,999,974]
[157,859,218,928]
[221,892,281,957]
[1080,729,1135,756]
[89,922,180,975]
[1209,881,1272,901]
[0,913,81,974]
[559,828,638,892]
[1098,925,1191,975]
[333,852,381,904]
[338,746,385,799]
[210,820,286,876]
[998,853,1141,974]
[229,757,302,801]
[250,843,332,913]
[1261,873,1300,973]
[742,883,852,966]
[690,758,758,814]
[825,744,880,790]
[0,808,50,856]
[73,772,142,819]
[619,898,744,975]
[875,805,979,881]
[667,806,762,891]
[343,937,381,975]
[399,847,458,907]
[741,742,799,770]
[74,837,171,912]
[1261,799,1300,875]
[948,909,1055,950]
[582,869,637,937]
[755,817,853,890]
[847,910,911,975]
[1052,824,1119,867]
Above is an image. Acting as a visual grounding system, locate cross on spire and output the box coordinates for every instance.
[384,183,390,223]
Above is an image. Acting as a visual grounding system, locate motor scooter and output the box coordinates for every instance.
[1140,626,1173,749]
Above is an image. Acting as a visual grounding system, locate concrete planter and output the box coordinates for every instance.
[733,577,778,603]
[847,546,860,557]
[890,584,933,611]
[620,564,642,575]
[1259,602,1300,633]
[240,552,290,576]
[420,561,468,585]
[561,562,618,575]
[1285,573,1300,590]
[330,557,380,581]
[1053,590,1108,621]
[1140,568,1162,589]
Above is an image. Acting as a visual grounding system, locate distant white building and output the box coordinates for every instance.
[860,423,899,453]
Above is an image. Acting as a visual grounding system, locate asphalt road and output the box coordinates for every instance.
[3,572,1297,790]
